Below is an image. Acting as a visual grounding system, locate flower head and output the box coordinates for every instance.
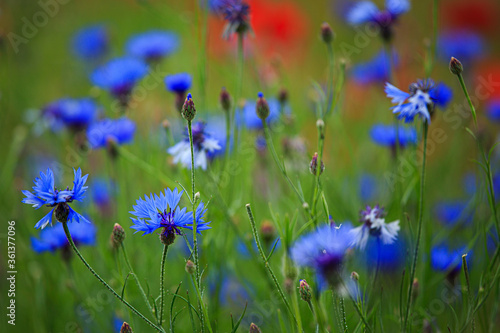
[433,200,473,227]
[346,0,410,40]
[370,124,417,148]
[129,188,211,242]
[164,73,192,94]
[430,243,470,281]
[349,205,399,250]
[216,0,251,39]
[91,57,148,103]
[126,30,179,62]
[438,30,485,66]
[72,25,109,61]
[237,97,286,129]
[41,98,99,131]
[167,122,222,170]
[22,168,90,229]
[291,224,353,287]
[351,50,397,85]
[385,79,453,124]
[31,220,96,253]
[87,117,136,149]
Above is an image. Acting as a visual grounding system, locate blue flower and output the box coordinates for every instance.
[351,50,397,85]
[370,123,417,148]
[126,30,179,62]
[215,0,251,39]
[434,200,473,227]
[346,0,410,39]
[363,237,406,272]
[129,188,211,240]
[22,168,90,229]
[237,98,285,130]
[359,174,377,203]
[164,73,192,94]
[430,244,470,278]
[350,205,400,250]
[438,30,485,65]
[31,219,96,253]
[42,98,99,130]
[91,57,148,101]
[385,79,453,123]
[87,117,136,149]
[167,122,222,170]
[487,98,500,122]
[72,25,109,61]
[291,224,353,286]
[91,178,114,208]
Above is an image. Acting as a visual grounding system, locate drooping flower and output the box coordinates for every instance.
[370,124,418,148]
[91,57,149,106]
[41,98,99,131]
[346,0,410,40]
[214,0,251,39]
[487,98,500,122]
[434,200,474,227]
[22,168,90,229]
[129,188,211,244]
[31,219,96,253]
[290,223,353,287]
[385,79,453,124]
[87,117,136,149]
[167,122,222,170]
[349,205,400,250]
[126,30,179,62]
[351,50,398,85]
[438,30,485,66]
[237,98,286,129]
[72,25,109,61]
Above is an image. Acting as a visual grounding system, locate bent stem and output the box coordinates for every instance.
[245,204,301,331]
[403,121,428,332]
[159,244,169,327]
[62,222,164,332]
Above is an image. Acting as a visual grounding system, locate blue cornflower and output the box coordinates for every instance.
[370,123,418,148]
[31,219,96,253]
[215,0,251,39]
[434,200,473,227]
[42,98,99,131]
[167,122,222,170]
[91,57,148,103]
[363,237,406,272]
[91,178,114,208]
[351,50,398,85]
[164,73,193,94]
[431,243,471,282]
[385,79,453,124]
[346,0,410,40]
[237,98,285,130]
[438,30,485,65]
[126,30,179,62]
[72,25,109,61]
[290,224,353,287]
[87,117,136,149]
[22,168,90,229]
[129,188,211,244]
[349,205,400,250]
[487,98,500,122]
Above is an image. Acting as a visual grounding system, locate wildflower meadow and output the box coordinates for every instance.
[3,0,500,332]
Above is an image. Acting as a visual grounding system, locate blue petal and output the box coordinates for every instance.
[346,1,379,25]
[429,82,453,108]
[71,168,89,202]
[385,82,410,104]
[22,190,46,209]
[35,208,55,229]
[385,0,410,16]
[68,206,91,224]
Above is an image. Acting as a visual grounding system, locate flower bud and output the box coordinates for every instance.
[185,260,196,274]
[112,223,126,246]
[181,93,196,121]
[302,202,310,210]
[220,87,231,113]
[162,119,171,130]
[278,88,288,105]
[55,202,70,223]
[260,220,275,249]
[309,152,325,176]
[256,92,270,120]
[316,119,324,130]
[249,323,262,333]
[412,278,419,301]
[194,192,201,205]
[449,57,463,75]
[299,279,312,303]
[160,230,176,245]
[321,22,334,44]
[350,271,359,282]
[120,322,133,333]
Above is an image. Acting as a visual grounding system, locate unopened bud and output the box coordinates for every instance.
[351,271,359,282]
[194,192,201,204]
[278,88,288,105]
[256,92,270,120]
[309,152,325,176]
[321,22,334,44]
[316,119,324,130]
[112,223,126,245]
[302,202,310,210]
[449,57,463,75]
[220,87,231,112]
[181,93,196,121]
[412,278,419,301]
[299,279,312,302]
[260,220,275,245]
[185,260,196,274]
[55,203,70,223]
[249,323,262,333]
[120,322,133,333]
[162,119,171,130]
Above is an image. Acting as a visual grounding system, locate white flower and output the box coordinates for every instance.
[349,205,400,250]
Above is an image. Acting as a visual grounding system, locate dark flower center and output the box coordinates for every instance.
[159,209,181,237]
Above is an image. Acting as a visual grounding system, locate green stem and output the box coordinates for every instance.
[311,122,325,226]
[462,254,475,333]
[339,296,348,333]
[457,73,478,130]
[403,121,428,332]
[120,243,157,322]
[159,244,169,327]
[62,222,163,332]
[245,204,301,331]
[233,32,244,148]
[325,43,335,116]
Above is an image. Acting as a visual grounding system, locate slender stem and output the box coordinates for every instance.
[457,73,478,130]
[159,244,169,327]
[62,222,164,332]
[339,296,348,333]
[311,123,325,226]
[462,254,475,333]
[403,121,428,332]
[233,32,244,147]
[120,243,156,322]
[191,274,214,333]
[325,43,335,116]
[245,204,301,331]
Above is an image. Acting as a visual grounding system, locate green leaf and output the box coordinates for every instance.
[230,302,248,333]
[121,273,132,299]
